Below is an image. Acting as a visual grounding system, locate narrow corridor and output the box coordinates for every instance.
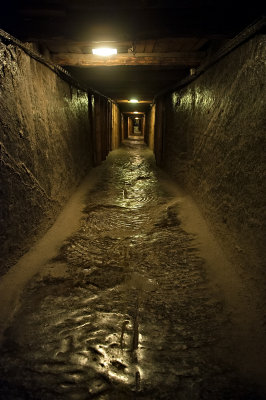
[0,139,264,400]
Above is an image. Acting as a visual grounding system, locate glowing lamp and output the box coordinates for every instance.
[133,111,139,114]
[129,99,139,103]
[92,48,117,56]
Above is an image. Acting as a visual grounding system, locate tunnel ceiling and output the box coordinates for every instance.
[1,1,264,113]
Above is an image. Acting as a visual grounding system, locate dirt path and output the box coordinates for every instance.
[0,139,265,399]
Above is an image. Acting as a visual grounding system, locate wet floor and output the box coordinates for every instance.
[0,139,264,399]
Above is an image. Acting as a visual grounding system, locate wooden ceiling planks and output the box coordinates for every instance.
[52,52,205,67]
[2,0,263,109]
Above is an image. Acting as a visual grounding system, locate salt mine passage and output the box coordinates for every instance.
[0,138,265,399]
[0,2,266,399]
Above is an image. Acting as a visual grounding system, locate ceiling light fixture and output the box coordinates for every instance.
[129,99,139,103]
[133,111,139,114]
[92,48,117,56]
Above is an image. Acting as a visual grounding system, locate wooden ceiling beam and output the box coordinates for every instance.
[123,112,145,115]
[144,40,156,53]
[52,52,205,66]
[116,100,152,103]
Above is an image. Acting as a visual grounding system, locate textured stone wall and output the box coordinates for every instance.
[0,39,92,274]
[161,34,266,267]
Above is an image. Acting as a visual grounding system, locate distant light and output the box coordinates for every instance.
[92,48,117,56]
[129,99,139,103]
[135,117,140,119]
[133,111,139,114]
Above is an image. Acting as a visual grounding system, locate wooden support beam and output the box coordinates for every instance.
[118,101,150,104]
[123,112,145,115]
[52,52,205,67]
[145,40,156,53]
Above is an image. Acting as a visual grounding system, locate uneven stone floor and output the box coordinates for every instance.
[0,139,265,399]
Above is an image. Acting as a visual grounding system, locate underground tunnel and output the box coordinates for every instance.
[0,2,266,399]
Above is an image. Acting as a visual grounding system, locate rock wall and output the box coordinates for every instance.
[0,39,92,274]
[160,34,266,268]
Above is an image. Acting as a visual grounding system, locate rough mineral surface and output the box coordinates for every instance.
[161,35,266,271]
[0,140,264,399]
[0,40,92,274]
